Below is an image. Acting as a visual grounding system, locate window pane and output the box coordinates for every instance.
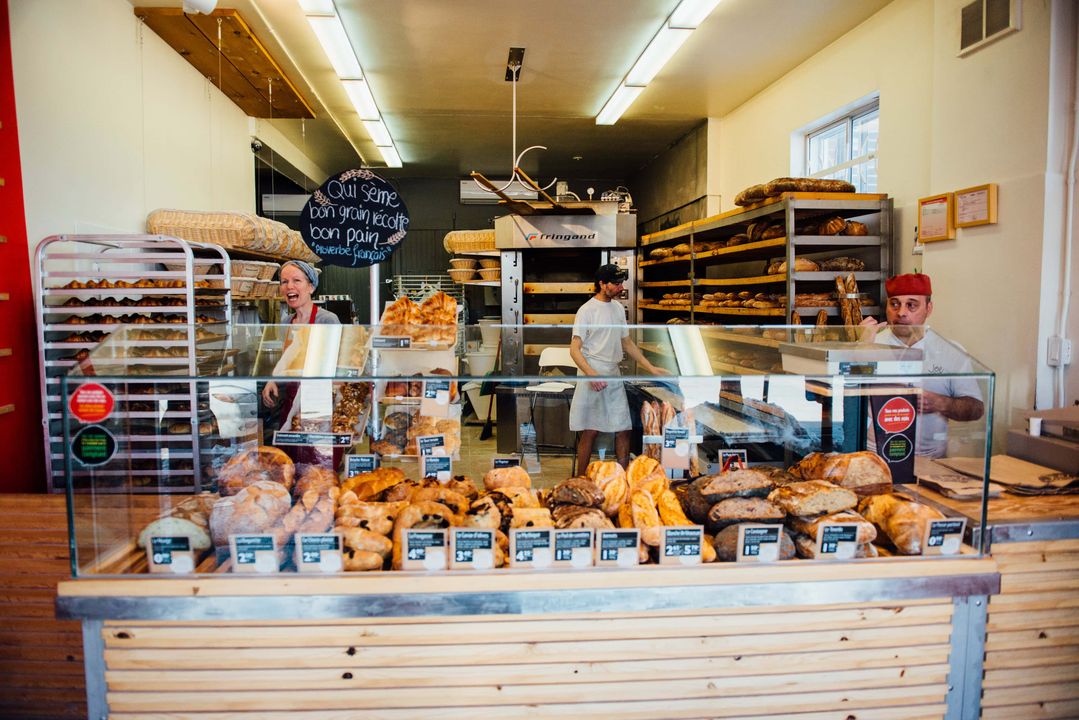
[852,109,878,160]
[851,158,877,193]
[807,123,848,176]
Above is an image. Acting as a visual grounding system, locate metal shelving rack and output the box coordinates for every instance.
[637,193,893,325]
[34,235,233,493]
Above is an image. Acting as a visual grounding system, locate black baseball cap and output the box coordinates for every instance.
[595,263,628,284]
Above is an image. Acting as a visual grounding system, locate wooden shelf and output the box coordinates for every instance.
[523,282,593,294]
[459,280,500,287]
[710,359,772,375]
[701,330,784,349]
[696,275,783,287]
[639,254,693,267]
[694,305,785,317]
[639,303,691,312]
[639,280,694,288]
[692,238,786,262]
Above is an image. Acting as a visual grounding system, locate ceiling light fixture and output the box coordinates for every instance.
[301,3,402,167]
[595,0,721,125]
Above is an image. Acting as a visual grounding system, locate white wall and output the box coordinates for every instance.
[10,0,256,248]
[710,0,1059,447]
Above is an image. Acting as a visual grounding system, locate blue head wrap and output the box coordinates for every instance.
[280,260,319,289]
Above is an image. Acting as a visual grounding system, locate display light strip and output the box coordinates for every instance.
[300,2,402,167]
[596,0,722,126]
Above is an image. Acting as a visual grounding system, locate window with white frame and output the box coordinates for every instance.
[805,101,879,192]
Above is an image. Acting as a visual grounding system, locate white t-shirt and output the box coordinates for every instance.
[572,297,628,365]
[875,327,984,458]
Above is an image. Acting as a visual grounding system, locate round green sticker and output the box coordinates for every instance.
[72,425,117,467]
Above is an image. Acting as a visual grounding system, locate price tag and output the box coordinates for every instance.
[450,528,496,570]
[509,528,553,569]
[346,454,379,476]
[417,434,448,456]
[422,455,452,482]
[922,518,967,556]
[816,523,860,560]
[229,534,278,574]
[420,379,452,418]
[147,536,195,575]
[719,449,748,471]
[595,529,640,567]
[295,533,343,574]
[553,529,594,568]
[659,526,704,565]
[661,427,690,470]
[273,431,353,447]
[492,456,521,469]
[401,529,448,571]
[373,336,411,349]
[736,524,784,563]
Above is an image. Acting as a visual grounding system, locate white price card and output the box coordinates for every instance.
[295,533,343,574]
[422,454,452,483]
[229,534,278,574]
[922,518,967,556]
[595,529,640,567]
[736,524,784,563]
[450,528,497,570]
[147,536,195,575]
[553,529,594,568]
[659,526,704,566]
[661,427,691,470]
[816,523,860,560]
[401,529,448,571]
[420,380,452,418]
[509,528,554,569]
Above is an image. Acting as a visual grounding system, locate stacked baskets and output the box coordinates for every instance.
[147,209,320,264]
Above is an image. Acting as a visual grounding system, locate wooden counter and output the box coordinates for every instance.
[904,482,1079,719]
[58,554,998,719]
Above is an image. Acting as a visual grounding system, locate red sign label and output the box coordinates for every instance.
[69,383,115,424]
[877,396,915,434]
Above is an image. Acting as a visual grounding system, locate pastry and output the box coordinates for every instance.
[335,498,409,536]
[342,467,407,500]
[767,480,858,517]
[410,486,470,516]
[293,465,338,499]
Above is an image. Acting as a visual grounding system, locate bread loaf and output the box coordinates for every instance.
[788,509,877,545]
[209,480,292,551]
[586,460,629,517]
[217,446,296,496]
[549,477,604,508]
[705,496,785,533]
[713,524,795,562]
[789,451,892,496]
[692,469,775,504]
[483,465,532,490]
[858,494,945,555]
[793,533,876,560]
[767,480,858,517]
[552,505,614,530]
[843,221,868,236]
[818,216,847,236]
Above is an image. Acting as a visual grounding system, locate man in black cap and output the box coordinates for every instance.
[569,263,667,470]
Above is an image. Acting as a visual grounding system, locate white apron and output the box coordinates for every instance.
[569,358,632,433]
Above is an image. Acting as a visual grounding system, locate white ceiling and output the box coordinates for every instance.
[136,0,893,182]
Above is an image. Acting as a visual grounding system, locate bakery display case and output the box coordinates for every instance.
[56,322,1002,719]
[56,321,997,577]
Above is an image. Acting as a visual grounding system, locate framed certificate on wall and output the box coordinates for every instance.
[918,193,955,242]
[954,183,998,228]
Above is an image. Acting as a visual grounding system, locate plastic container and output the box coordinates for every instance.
[464,348,498,376]
[478,318,500,348]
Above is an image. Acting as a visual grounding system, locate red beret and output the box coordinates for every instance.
[885,273,932,297]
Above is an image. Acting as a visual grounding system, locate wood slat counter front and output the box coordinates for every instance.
[58,552,999,720]
[904,486,1079,719]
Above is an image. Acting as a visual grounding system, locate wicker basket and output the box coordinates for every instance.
[147,209,321,264]
[257,262,278,280]
[443,229,496,254]
[231,278,256,297]
[231,260,262,279]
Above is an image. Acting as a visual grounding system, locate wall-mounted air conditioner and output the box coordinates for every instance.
[459,180,538,204]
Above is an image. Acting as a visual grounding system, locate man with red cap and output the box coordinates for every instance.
[861,273,985,458]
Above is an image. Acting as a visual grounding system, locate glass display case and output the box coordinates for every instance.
[59,323,994,577]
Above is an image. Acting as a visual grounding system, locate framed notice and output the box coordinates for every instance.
[954,184,998,228]
[918,193,955,242]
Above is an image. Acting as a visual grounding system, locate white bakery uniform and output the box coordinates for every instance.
[568,297,632,433]
[874,328,984,458]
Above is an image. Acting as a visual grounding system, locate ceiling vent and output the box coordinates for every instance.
[459,180,538,204]
[959,0,1021,56]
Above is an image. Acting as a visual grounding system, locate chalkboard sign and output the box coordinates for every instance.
[300,169,410,268]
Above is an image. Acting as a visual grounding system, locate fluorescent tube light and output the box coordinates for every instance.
[306,15,362,78]
[669,0,722,29]
[298,0,336,15]
[377,144,402,168]
[625,26,692,86]
[363,120,392,146]
[596,84,644,125]
[342,79,381,120]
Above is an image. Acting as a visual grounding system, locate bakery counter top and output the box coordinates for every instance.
[57,555,999,621]
[905,483,1079,544]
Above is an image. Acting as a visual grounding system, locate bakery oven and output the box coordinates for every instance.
[495,205,636,375]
